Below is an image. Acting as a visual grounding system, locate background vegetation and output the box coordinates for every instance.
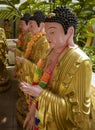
[0,0,95,45]
[0,0,95,72]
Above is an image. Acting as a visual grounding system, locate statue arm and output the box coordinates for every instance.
[38,89,67,129]
[38,59,92,129]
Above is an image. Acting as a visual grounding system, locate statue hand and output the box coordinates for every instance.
[23,104,36,130]
[16,56,24,63]
[20,81,43,97]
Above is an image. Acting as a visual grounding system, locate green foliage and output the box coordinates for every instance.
[0,0,21,21]
[0,0,95,46]
[0,0,20,5]
[68,0,95,47]
[0,9,20,21]
[83,46,95,72]
[10,0,20,4]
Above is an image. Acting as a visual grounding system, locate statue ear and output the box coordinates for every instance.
[66,26,75,45]
[67,26,74,37]
[39,22,44,28]
[39,22,45,31]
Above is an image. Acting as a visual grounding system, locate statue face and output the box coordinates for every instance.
[20,20,29,33]
[45,22,69,51]
[29,20,40,35]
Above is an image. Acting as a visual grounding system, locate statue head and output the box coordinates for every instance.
[45,6,78,50]
[20,13,31,25]
[29,10,46,34]
[45,6,78,34]
[30,10,46,27]
[20,13,31,32]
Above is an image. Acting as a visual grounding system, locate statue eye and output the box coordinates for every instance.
[50,31,54,34]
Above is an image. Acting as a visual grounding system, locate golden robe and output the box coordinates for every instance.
[0,28,8,80]
[15,32,32,79]
[21,32,32,52]
[21,35,49,83]
[28,35,49,64]
[16,32,32,52]
[38,46,92,130]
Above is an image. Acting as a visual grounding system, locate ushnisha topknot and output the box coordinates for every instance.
[45,6,78,34]
[30,10,46,27]
[20,13,31,25]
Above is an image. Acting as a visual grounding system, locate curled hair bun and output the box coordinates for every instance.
[21,12,31,22]
[30,10,46,26]
[45,6,78,34]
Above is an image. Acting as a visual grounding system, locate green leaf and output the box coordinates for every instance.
[19,1,30,11]
[11,0,20,4]
[86,31,95,37]
[87,18,95,26]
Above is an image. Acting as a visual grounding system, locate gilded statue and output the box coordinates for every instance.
[0,28,8,81]
[20,6,92,130]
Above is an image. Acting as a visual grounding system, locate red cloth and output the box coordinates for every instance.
[35,127,38,130]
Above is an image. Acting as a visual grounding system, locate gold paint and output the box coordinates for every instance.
[47,13,56,18]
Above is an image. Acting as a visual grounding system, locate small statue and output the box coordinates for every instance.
[0,28,9,92]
